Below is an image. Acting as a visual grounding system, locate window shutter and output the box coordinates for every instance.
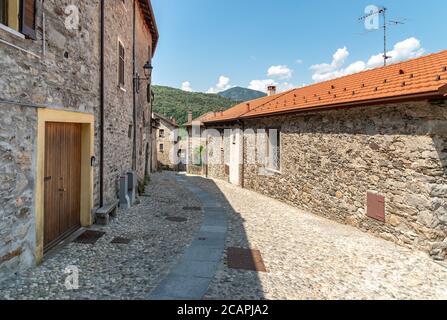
[21,0,36,39]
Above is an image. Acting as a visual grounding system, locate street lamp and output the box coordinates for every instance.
[134,61,154,102]
[143,61,153,79]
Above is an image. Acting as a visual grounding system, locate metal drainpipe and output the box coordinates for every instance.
[41,0,46,57]
[240,120,245,189]
[131,0,137,171]
[99,0,105,207]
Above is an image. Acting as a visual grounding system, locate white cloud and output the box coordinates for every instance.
[310,38,425,82]
[295,59,304,64]
[267,65,293,80]
[310,47,350,81]
[248,79,278,92]
[181,81,193,92]
[207,75,232,93]
[248,79,295,93]
[278,82,295,92]
[367,37,425,68]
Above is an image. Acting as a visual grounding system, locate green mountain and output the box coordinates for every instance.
[152,85,238,125]
[218,86,266,101]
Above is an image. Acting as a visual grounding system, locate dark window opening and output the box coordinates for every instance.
[118,41,125,87]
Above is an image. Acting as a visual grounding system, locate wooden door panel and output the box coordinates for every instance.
[44,123,60,247]
[44,123,81,250]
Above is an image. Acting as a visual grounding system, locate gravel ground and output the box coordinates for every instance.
[0,172,203,300]
[187,176,447,300]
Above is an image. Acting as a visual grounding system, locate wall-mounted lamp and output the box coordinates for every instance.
[134,61,153,88]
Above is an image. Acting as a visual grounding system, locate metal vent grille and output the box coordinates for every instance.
[227,248,267,272]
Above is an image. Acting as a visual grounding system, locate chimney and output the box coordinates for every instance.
[267,85,277,96]
[187,111,193,123]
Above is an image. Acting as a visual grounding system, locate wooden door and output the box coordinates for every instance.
[44,122,81,251]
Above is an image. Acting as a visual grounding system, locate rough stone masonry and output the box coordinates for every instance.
[241,101,447,260]
[204,100,447,260]
[0,0,156,281]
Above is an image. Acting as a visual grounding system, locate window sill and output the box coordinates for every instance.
[0,23,25,39]
[265,167,282,175]
[118,86,126,93]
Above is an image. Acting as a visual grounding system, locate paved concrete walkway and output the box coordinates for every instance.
[149,174,228,300]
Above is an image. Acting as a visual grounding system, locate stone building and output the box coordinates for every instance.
[152,112,181,171]
[0,0,158,281]
[202,51,447,260]
[184,111,213,175]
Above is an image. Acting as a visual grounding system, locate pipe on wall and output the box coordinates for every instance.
[131,0,137,171]
[99,0,105,207]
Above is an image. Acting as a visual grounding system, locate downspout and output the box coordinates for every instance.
[41,0,46,57]
[131,0,137,171]
[241,120,245,189]
[99,0,105,207]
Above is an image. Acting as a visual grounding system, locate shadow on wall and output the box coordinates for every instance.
[184,175,266,300]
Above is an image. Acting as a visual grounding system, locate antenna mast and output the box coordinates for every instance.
[359,7,404,66]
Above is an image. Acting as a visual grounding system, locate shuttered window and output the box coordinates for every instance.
[0,1,7,26]
[0,0,36,38]
[21,0,36,39]
[118,41,125,87]
[266,128,281,171]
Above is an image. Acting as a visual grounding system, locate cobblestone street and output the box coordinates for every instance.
[1,172,447,300]
[0,173,203,300]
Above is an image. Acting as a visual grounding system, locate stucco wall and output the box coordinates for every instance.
[240,101,447,260]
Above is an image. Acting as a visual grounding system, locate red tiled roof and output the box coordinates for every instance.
[184,112,215,127]
[204,50,447,124]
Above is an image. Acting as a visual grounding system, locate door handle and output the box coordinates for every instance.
[59,188,67,192]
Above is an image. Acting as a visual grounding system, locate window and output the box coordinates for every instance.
[0,0,36,38]
[159,144,164,152]
[266,129,281,171]
[118,40,125,87]
[159,129,165,138]
[128,124,133,139]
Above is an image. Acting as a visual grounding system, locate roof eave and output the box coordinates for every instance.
[138,0,159,56]
[204,91,445,123]
[240,91,445,120]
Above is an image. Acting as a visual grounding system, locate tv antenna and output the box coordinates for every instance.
[359,7,406,66]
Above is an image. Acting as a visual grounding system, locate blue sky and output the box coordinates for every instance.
[151,0,447,93]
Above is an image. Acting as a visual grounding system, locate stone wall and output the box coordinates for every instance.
[186,126,206,175]
[155,119,177,170]
[241,101,447,260]
[206,133,228,181]
[0,106,37,282]
[0,0,155,281]
[133,1,153,182]
[0,0,101,280]
[103,0,134,203]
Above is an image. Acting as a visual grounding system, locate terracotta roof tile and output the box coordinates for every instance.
[204,50,447,123]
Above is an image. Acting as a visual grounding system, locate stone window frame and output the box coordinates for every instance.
[117,38,126,91]
[265,127,282,173]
